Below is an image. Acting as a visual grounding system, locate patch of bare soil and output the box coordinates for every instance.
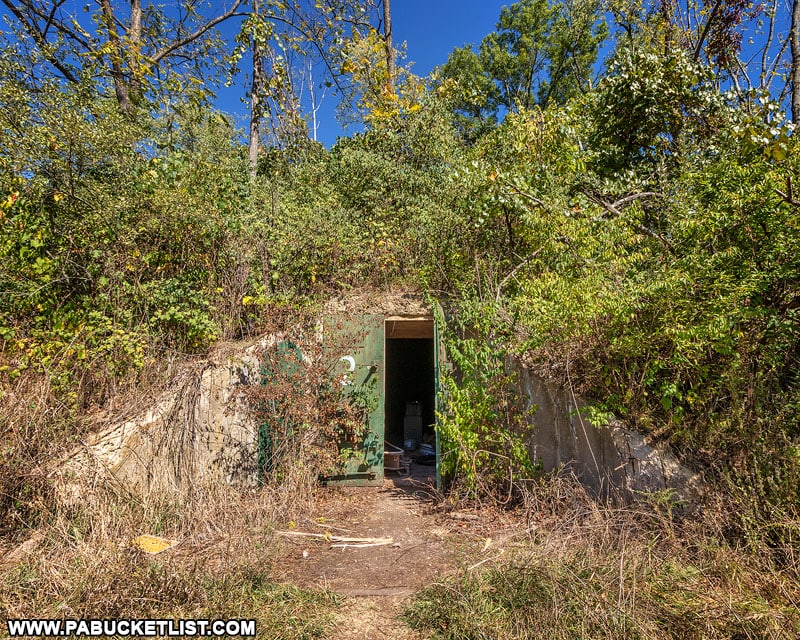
[271,466,460,640]
[271,461,529,640]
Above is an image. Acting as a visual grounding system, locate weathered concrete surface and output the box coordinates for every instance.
[324,287,430,317]
[608,422,704,501]
[54,341,266,501]
[53,290,432,503]
[514,363,703,501]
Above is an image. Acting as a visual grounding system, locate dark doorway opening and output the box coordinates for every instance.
[384,336,435,450]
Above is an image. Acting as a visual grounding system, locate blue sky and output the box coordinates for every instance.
[215,1,512,147]
[392,1,509,76]
[2,1,789,146]
[0,1,511,147]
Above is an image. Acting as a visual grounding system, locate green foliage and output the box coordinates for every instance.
[143,280,220,351]
[425,20,800,536]
[436,47,499,143]
[1,0,239,117]
[269,93,467,290]
[0,58,272,534]
[437,306,536,502]
[441,74,800,532]
[482,0,607,109]
[588,46,725,173]
[1,0,799,570]
[437,0,607,141]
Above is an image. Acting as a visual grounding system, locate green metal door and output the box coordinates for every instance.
[434,312,446,492]
[322,314,385,486]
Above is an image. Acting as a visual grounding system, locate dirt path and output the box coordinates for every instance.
[273,466,459,640]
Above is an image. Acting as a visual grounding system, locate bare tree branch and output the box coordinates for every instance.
[764,36,790,95]
[760,0,779,89]
[693,0,723,62]
[582,189,674,251]
[98,0,132,113]
[792,0,800,123]
[264,12,347,93]
[612,192,665,208]
[0,0,81,83]
[150,0,245,64]
[496,249,543,302]
[5,0,94,51]
[501,180,548,209]
[382,0,394,92]
[41,0,65,40]
[776,176,800,207]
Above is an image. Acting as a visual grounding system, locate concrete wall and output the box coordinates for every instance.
[54,342,266,501]
[52,310,703,505]
[514,362,703,501]
[53,290,433,502]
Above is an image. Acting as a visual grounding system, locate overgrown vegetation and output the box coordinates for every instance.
[435,308,537,504]
[406,476,800,639]
[0,485,339,639]
[249,309,385,487]
[1,0,799,634]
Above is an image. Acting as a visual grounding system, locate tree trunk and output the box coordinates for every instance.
[3,0,245,113]
[382,0,395,93]
[792,0,800,124]
[249,1,264,181]
[129,0,143,100]
[99,0,132,113]
[661,0,672,57]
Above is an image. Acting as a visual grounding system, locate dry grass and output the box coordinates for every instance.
[0,480,338,639]
[0,343,191,538]
[407,474,800,640]
[0,335,341,639]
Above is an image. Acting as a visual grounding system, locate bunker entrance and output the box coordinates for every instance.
[384,318,436,461]
[322,312,440,487]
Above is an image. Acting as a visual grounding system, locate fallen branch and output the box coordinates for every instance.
[467,548,506,571]
[277,531,394,545]
[331,541,395,549]
[312,523,354,534]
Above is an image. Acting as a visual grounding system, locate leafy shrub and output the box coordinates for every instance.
[436,304,537,503]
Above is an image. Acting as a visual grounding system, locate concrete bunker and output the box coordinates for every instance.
[51,287,701,504]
